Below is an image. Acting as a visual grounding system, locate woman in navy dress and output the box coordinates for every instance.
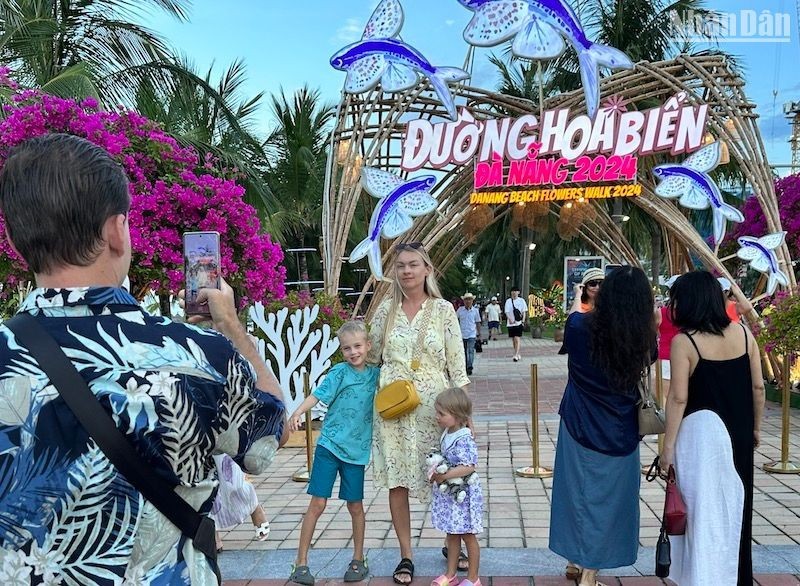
[549,267,657,586]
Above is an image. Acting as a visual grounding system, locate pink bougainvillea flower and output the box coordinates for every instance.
[0,82,285,305]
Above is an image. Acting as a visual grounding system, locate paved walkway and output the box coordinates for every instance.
[220,336,800,584]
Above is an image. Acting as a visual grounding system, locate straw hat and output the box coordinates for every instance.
[580,268,605,285]
[462,292,476,300]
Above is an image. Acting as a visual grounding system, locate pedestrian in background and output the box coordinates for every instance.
[504,286,527,362]
[457,292,482,376]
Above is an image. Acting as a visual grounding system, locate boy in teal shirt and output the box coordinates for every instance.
[288,321,380,585]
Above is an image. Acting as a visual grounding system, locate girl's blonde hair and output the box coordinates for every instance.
[385,243,443,335]
[434,387,473,426]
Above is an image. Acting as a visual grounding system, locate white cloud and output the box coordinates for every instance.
[445,19,456,27]
[334,18,363,44]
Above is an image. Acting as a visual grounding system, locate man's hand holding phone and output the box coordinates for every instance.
[186,277,238,331]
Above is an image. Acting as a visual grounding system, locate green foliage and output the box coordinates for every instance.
[756,290,800,357]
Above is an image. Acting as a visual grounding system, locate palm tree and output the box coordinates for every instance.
[266,86,335,288]
[0,0,193,106]
[135,57,280,221]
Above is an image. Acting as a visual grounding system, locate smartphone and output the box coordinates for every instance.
[183,231,221,316]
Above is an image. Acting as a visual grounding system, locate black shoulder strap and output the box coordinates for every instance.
[5,313,218,565]
[683,331,702,360]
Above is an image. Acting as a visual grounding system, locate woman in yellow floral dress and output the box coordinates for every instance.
[369,242,470,584]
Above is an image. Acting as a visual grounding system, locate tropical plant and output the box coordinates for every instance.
[0,80,285,305]
[756,289,800,356]
[266,86,335,283]
[0,0,192,106]
[135,57,279,221]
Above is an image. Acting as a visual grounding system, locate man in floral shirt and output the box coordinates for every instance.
[0,133,287,584]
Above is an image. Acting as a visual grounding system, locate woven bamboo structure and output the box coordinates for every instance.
[322,53,793,316]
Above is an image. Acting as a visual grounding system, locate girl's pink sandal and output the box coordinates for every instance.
[459,581,481,586]
[430,575,460,586]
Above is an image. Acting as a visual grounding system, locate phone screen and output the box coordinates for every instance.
[184,231,221,316]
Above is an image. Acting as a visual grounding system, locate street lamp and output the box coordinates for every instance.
[528,243,537,251]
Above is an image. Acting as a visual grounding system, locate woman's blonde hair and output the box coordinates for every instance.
[434,387,472,426]
[384,243,443,335]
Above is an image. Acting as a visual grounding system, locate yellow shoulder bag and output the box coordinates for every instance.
[375,300,433,419]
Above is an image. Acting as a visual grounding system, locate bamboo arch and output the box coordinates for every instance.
[322,53,794,317]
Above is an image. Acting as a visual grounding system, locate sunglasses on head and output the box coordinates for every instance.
[395,241,424,251]
[584,280,602,287]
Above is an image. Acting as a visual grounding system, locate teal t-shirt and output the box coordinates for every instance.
[313,362,380,465]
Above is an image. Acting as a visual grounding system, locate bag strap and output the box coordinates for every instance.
[637,364,653,404]
[5,313,218,562]
[410,299,435,370]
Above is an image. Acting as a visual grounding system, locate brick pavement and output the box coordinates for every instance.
[220,335,800,583]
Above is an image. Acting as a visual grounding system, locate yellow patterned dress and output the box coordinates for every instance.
[369,297,470,502]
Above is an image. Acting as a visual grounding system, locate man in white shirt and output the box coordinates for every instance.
[485,296,501,341]
[505,285,528,362]
[456,292,482,375]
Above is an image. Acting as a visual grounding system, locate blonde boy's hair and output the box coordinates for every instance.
[434,387,472,425]
[337,320,369,340]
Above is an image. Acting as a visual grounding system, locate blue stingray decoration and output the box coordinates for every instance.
[455,0,633,119]
[349,167,438,281]
[330,0,469,121]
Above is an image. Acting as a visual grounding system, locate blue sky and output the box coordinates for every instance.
[141,0,800,167]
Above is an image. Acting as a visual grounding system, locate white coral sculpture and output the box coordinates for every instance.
[248,303,339,416]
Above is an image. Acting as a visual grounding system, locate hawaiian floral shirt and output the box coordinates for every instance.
[0,287,285,585]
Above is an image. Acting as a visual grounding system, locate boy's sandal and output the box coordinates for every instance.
[431,575,459,586]
[392,558,414,585]
[565,562,581,580]
[288,564,315,585]
[255,521,270,541]
[343,559,369,582]
[440,546,469,571]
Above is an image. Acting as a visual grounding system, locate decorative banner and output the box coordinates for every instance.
[470,184,641,205]
[563,256,604,311]
[330,0,469,121]
[402,94,708,172]
[652,140,743,246]
[349,167,438,281]
[736,231,790,295]
[455,0,633,119]
[249,304,340,417]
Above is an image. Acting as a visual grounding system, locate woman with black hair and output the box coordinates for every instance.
[549,267,656,586]
[661,271,765,586]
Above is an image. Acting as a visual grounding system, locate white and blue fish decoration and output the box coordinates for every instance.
[349,167,438,281]
[652,141,744,247]
[737,231,790,295]
[330,0,469,121]
[455,0,633,119]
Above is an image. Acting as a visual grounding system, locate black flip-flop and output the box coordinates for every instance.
[392,558,414,585]
[440,546,469,571]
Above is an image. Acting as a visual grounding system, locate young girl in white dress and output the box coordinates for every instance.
[429,387,483,586]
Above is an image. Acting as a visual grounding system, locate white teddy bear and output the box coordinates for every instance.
[425,451,479,504]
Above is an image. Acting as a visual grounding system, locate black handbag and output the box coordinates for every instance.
[655,525,671,577]
[6,314,220,579]
[474,338,483,353]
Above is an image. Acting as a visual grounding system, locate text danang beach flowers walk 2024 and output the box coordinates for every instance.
[0,69,285,306]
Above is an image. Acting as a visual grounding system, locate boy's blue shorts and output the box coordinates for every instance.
[307,445,365,502]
